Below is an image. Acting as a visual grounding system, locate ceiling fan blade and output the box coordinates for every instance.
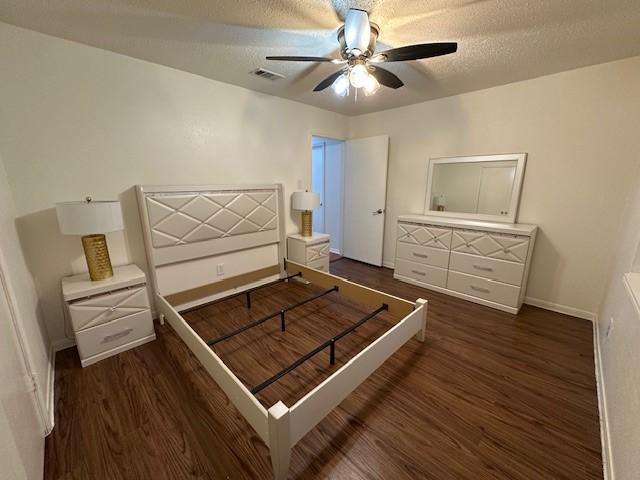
[373,42,457,62]
[313,70,345,92]
[266,56,341,63]
[370,66,404,89]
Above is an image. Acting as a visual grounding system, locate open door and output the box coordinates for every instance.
[342,135,389,266]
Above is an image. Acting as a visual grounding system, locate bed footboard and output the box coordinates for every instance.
[267,298,427,479]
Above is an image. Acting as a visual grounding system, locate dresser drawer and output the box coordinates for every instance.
[396,242,450,269]
[306,241,330,263]
[451,229,530,263]
[308,257,330,272]
[447,271,520,307]
[68,286,150,331]
[449,252,524,286]
[395,258,448,288]
[397,223,452,250]
[75,309,154,363]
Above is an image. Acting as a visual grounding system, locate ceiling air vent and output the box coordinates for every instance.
[250,68,285,81]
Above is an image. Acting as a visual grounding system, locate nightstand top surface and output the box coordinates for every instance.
[288,232,330,244]
[62,264,146,301]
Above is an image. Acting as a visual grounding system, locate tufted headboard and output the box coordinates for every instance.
[136,184,285,303]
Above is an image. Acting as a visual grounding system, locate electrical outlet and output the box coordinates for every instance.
[216,263,224,276]
[297,179,303,189]
[606,316,614,338]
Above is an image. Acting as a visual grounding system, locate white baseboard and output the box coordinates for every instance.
[523,296,596,322]
[382,260,395,269]
[329,248,341,255]
[593,321,614,480]
[45,345,56,435]
[45,337,75,435]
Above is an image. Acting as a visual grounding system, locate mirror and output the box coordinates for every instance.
[424,153,527,224]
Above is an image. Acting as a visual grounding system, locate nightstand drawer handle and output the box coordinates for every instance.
[471,285,490,294]
[473,265,493,272]
[102,328,133,343]
[411,269,426,276]
[412,253,428,259]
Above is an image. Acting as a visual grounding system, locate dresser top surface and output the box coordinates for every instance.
[398,214,538,236]
[62,264,146,301]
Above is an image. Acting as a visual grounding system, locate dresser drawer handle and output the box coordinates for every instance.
[411,269,426,276]
[102,328,133,343]
[412,253,429,258]
[470,285,490,294]
[473,265,493,272]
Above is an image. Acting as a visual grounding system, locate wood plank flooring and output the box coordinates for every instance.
[45,258,603,479]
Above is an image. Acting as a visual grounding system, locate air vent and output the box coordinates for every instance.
[250,68,285,81]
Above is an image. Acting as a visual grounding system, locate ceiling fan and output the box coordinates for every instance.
[266,8,457,97]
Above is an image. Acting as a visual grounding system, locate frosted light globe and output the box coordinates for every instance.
[349,64,370,88]
[332,72,350,96]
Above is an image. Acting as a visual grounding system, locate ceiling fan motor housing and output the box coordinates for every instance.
[337,24,379,59]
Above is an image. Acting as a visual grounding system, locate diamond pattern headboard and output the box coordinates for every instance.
[137,185,284,279]
[146,190,277,248]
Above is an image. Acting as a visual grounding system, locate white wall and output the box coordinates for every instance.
[0,156,47,478]
[0,154,51,429]
[0,22,348,344]
[349,56,640,318]
[596,158,640,480]
[0,273,44,480]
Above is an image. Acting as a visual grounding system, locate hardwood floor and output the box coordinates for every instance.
[45,258,603,479]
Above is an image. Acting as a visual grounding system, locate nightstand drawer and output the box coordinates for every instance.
[75,309,154,364]
[306,241,330,263]
[68,285,150,331]
[308,257,330,272]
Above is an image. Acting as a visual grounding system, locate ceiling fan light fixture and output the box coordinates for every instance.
[363,74,380,96]
[332,72,350,96]
[349,64,370,89]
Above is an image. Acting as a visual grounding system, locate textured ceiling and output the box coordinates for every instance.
[1,0,640,115]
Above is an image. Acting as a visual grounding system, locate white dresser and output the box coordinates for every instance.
[62,264,156,367]
[287,233,331,272]
[394,214,537,313]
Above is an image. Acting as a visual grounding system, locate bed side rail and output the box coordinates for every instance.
[156,294,271,445]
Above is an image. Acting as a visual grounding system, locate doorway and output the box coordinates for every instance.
[311,136,345,256]
[310,134,389,267]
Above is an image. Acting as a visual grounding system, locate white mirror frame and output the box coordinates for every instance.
[423,153,527,224]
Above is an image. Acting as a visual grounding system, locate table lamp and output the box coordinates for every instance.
[56,197,124,281]
[291,191,320,237]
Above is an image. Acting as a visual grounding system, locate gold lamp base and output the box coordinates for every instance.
[301,210,313,237]
[81,234,114,281]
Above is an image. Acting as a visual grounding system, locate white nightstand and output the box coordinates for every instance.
[61,264,156,367]
[287,233,331,272]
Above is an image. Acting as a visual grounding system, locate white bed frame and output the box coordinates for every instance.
[136,184,428,479]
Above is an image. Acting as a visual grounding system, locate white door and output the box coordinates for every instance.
[311,144,325,232]
[0,270,45,480]
[477,166,516,216]
[343,135,389,266]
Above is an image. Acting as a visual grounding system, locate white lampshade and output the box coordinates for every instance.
[56,199,124,235]
[291,191,320,211]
